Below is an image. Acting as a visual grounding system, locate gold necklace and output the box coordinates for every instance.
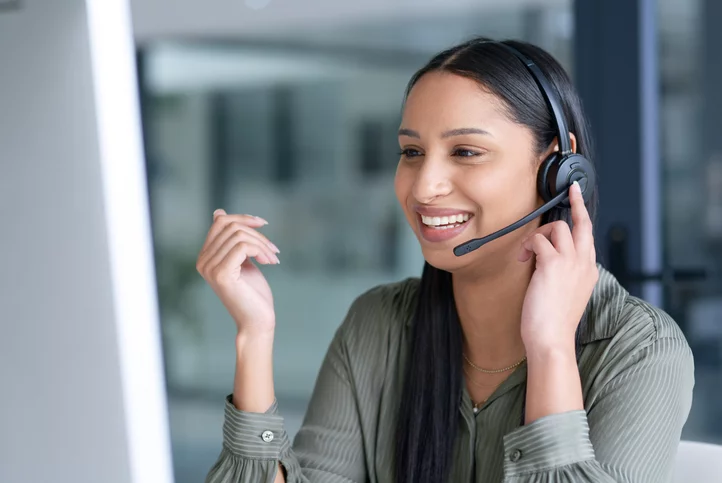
[463,367,505,414]
[462,367,504,387]
[463,353,526,374]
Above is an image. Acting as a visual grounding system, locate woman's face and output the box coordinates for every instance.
[394,71,548,272]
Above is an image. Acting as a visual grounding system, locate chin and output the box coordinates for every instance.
[419,244,477,272]
[419,236,517,275]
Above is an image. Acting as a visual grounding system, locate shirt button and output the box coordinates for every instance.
[261,430,274,443]
[510,449,522,462]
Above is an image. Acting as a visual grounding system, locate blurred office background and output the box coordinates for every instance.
[128,0,722,481]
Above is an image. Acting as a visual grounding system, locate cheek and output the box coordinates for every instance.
[459,167,512,208]
[461,161,539,218]
[393,164,411,205]
[394,166,420,226]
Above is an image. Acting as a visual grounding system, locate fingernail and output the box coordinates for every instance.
[213,208,224,218]
[269,242,280,253]
[255,216,269,225]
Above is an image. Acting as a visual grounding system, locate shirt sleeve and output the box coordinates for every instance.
[205,304,368,483]
[205,397,288,483]
[501,335,694,482]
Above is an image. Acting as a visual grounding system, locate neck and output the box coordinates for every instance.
[452,255,533,369]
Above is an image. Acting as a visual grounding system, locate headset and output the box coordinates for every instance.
[453,42,597,256]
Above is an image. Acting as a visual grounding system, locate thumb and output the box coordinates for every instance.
[213,208,227,220]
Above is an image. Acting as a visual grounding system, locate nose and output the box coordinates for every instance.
[411,156,453,204]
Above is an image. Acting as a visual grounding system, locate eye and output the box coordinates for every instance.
[399,147,424,159]
[452,148,484,158]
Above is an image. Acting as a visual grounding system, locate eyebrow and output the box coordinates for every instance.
[397,127,493,139]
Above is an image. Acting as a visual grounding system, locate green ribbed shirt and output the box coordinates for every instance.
[206,266,695,482]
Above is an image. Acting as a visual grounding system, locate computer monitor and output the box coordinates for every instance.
[0,1,174,482]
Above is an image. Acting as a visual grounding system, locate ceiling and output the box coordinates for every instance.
[130,0,569,44]
[135,0,700,95]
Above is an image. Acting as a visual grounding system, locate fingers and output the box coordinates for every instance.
[569,180,595,260]
[519,233,557,262]
[205,218,278,258]
[200,210,268,253]
[198,233,277,281]
[197,209,280,277]
[215,211,268,226]
[526,221,573,253]
[205,228,280,273]
[211,242,269,283]
[549,221,574,255]
[518,221,572,262]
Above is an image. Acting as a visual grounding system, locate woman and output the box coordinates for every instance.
[197,37,694,483]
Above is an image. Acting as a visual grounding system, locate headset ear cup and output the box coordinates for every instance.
[537,153,561,202]
[555,153,596,207]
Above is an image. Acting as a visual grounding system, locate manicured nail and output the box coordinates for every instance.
[213,208,224,218]
[572,180,580,192]
[269,242,280,253]
[254,216,269,225]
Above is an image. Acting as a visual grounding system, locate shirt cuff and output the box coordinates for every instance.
[222,394,286,460]
[503,410,595,476]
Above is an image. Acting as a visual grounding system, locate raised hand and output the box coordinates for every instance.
[196,209,281,337]
[518,181,599,355]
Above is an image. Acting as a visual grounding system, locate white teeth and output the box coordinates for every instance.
[420,213,471,227]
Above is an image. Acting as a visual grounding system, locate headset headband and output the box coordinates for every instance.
[494,42,572,156]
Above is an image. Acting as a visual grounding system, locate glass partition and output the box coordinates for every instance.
[138,3,573,480]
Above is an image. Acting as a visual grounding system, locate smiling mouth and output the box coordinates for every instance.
[420,213,473,230]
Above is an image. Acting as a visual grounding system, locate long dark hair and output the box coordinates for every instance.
[394,37,599,483]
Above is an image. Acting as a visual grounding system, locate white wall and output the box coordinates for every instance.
[0,1,172,482]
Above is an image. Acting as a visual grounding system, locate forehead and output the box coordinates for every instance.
[402,71,508,125]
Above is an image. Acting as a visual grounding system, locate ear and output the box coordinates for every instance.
[552,132,578,154]
[569,132,578,153]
